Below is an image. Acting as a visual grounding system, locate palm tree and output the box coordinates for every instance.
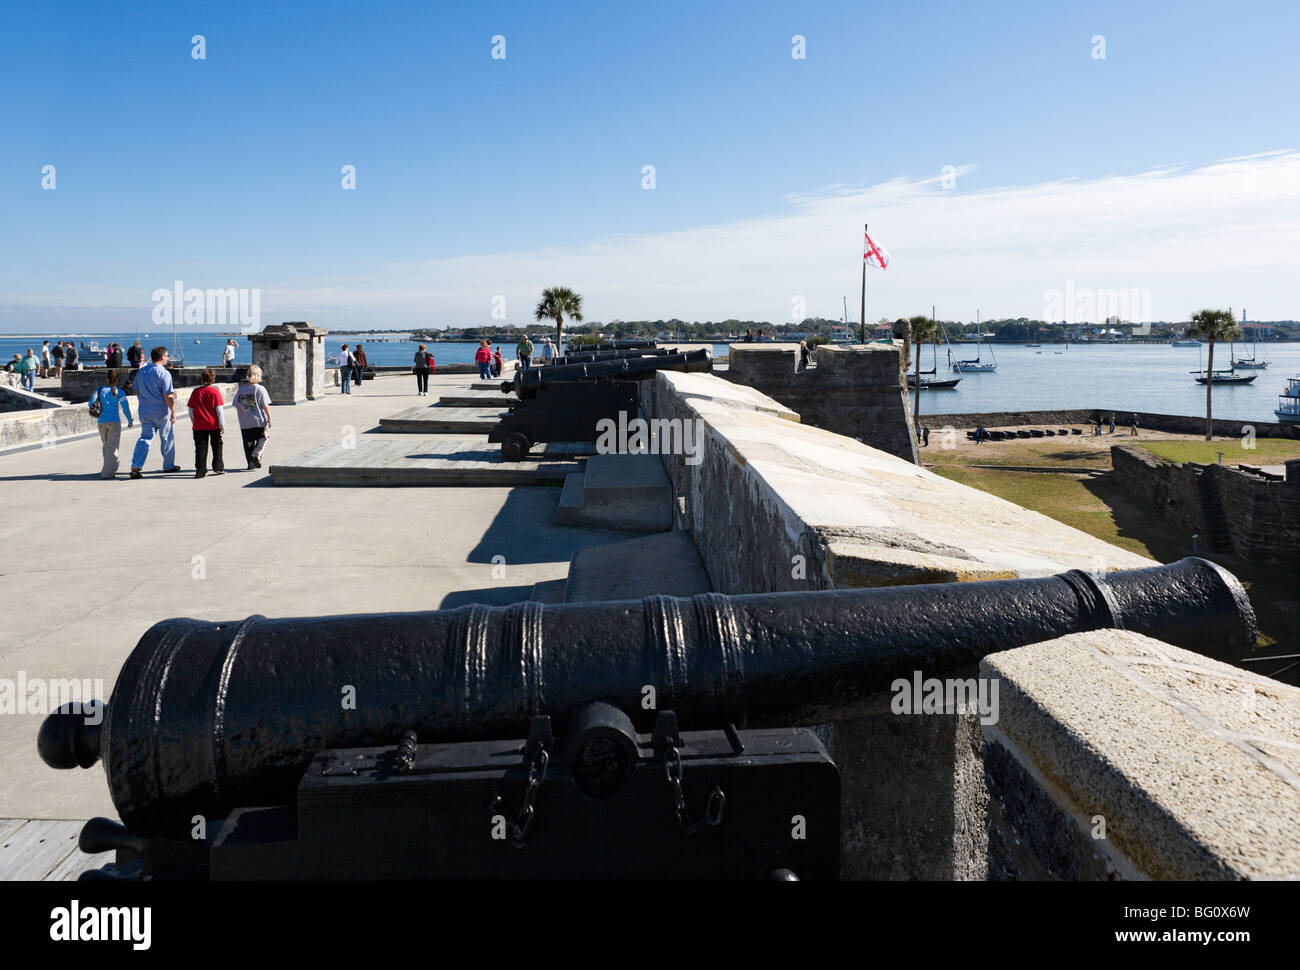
[908,314,942,450]
[534,287,584,354]
[1186,308,1242,440]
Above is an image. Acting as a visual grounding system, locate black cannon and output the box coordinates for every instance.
[546,346,673,367]
[39,558,1254,878]
[488,347,712,460]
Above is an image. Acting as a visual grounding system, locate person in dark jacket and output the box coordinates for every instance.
[413,344,434,396]
[352,344,368,388]
[127,341,144,368]
[106,344,124,368]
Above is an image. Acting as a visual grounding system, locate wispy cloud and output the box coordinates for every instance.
[6,151,1299,329]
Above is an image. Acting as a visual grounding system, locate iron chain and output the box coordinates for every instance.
[491,745,549,847]
[664,743,725,835]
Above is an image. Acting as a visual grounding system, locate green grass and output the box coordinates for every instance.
[1136,438,1300,466]
[933,465,1298,660]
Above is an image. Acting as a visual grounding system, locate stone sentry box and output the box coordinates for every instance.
[249,322,328,404]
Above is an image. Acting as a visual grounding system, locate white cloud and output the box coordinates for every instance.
[7,151,1299,328]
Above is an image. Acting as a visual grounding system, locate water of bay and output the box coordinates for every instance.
[4,332,1296,424]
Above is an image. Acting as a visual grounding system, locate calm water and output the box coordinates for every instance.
[5,332,1296,423]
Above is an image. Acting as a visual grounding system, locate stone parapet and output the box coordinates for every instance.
[982,629,1300,879]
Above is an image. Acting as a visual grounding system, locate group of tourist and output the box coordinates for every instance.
[336,343,370,394]
[86,346,273,480]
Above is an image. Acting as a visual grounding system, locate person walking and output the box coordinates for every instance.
[516,334,534,371]
[129,346,181,478]
[233,364,273,469]
[543,338,555,364]
[352,344,368,389]
[922,426,931,447]
[797,340,811,372]
[64,342,79,371]
[127,341,144,369]
[51,341,64,377]
[1130,413,1139,436]
[1108,413,1116,434]
[221,339,238,368]
[106,343,123,368]
[413,344,434,395]
[40,341,51,378]
[187,368,226,478]
[492,346,503,378]
[338,344,354,394]
[88,368,134,479]
[475,340,492,380]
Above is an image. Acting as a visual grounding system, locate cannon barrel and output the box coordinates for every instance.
[548,347,673,367]
[512,347,711,396]
[38,558,1254,838]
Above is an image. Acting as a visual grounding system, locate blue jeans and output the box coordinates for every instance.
[478,361,491,380]
[22,371,35,391]
[341,367,352,393]
[132,414,175,470]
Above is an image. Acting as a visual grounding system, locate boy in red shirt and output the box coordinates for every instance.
[187,368,227,478]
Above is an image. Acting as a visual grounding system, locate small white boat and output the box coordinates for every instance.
[1172,339,1200,348]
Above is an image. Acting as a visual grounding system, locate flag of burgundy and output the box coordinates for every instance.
[864,230,890,269]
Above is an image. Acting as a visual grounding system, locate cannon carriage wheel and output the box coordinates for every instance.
[501,432,531,461]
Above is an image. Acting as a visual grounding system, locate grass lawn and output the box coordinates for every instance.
[933,465,1298,667]
[1134,438,1300,466]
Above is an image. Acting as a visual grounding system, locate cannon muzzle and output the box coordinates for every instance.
[39,558,1255,838]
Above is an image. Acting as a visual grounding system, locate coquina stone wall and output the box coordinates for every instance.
[1111,444,1300,563]
[933,408,1299,440]
[725,343,920,464]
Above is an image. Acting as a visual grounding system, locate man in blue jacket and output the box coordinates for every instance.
[129,347,181,478]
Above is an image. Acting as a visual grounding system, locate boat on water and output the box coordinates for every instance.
[949,314,997,372]
[1172,339,1200,348]
[907,374,961,389]
[1274,377,1300,423]
[1232,310,1269,369]
[78,341,107,362]
[1193,369,1256,385]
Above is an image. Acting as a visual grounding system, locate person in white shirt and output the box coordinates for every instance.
[222,339,238,367]
[543,338,555,364]
[338,344,354,394]
[233,364,274,469]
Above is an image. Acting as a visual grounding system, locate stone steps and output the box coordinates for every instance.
[555,453,673,532]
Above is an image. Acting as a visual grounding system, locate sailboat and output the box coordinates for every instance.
[1232,309,1269,369]
[908,328,961,389]
[1026,324,1041,348]
[950,311,997,372]
[1192,339,1255,385]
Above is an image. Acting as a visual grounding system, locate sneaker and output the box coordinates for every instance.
[164,466,183,473]
[195,472,205,479]
[129,469,142,479]
[247,462,255,470]
[253,456,262,468]
[213,470,225,476]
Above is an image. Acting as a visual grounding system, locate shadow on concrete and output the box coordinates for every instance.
[464,485,638,565]
[0,471,112,482]
[439,585,536,609]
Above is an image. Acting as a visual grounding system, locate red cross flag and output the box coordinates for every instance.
[864,230,890,269]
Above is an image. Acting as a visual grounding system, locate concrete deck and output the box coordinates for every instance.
[378,404,506,433]
[271,436,592,485]
[0,371,638,828]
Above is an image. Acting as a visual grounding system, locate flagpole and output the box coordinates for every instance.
[860,223,867,344]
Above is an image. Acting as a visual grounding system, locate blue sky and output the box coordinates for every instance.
[2,0,1298,331]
